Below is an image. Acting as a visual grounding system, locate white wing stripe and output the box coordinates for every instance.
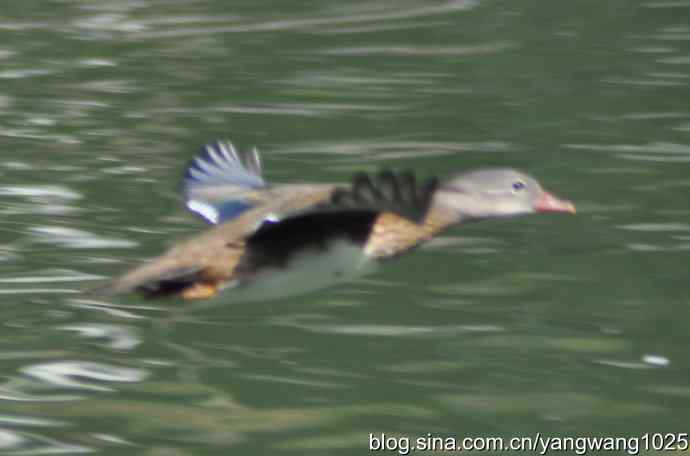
[186,200,219,224]
[227,142,239,162]
[207,146,232,171]
[184,141,265,190]
[183,141,267,224]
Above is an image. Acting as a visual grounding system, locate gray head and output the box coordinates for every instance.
[432,168,575,219]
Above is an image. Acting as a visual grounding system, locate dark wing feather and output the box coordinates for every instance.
[325,170,438,223]
[238,210,378,275]
[237,171,439,273]
[377,170,403,204]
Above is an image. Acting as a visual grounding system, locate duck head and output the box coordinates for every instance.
[432,168,575,220]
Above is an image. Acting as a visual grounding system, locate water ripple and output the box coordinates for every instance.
[0,185,83,216]
[618,222,690,232]
[67,298,157,320]
[593,354,671,369]
[318,42,516,57]
[29,226,137,249]
[21,361,148,392]
[276,140,511,161]
[0,185,81,201]
[0,428,91,454]
[644,1,690,7]
[128,102,404,119]
[271,314,504,337]
[565,141,690,162]
[58,324,141,351]
[127,0,478,39]
[0,69,53,79]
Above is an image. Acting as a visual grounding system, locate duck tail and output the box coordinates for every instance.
[86,259,205,299]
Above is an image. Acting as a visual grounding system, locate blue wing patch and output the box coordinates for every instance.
[182,141,267,224]
[214,200,254,223]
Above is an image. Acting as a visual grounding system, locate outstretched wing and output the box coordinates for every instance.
[181,141,267,224]
[241,170,440,267]
[91,170,439,300]
[322,170,439,223]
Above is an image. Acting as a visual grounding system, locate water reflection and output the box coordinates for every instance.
[619,222,690,251]
[0,361,147,402]
[0,0,688,453]
[20,361,147,393]
[58,323,141,351]
[274,140,511,162]
[66,298,155,320]
[566,141,690,162]
[593,355,671,369]
[318,43,515,57]
[0,69,53,80]
[0,185,80,201]
[127,0,478,39]
[269,314,504,337]
[29,227,137,250]
[0,428,90,454]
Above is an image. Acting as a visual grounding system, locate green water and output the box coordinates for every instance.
[0,0,689,454]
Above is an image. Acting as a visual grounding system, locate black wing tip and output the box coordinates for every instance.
[329,169,439,222]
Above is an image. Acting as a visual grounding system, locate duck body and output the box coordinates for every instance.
[216,237,376,302]
[94,141,575,301]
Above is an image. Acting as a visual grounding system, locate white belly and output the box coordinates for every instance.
[223,240,377,302]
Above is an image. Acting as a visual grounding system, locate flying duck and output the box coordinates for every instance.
[93,141,575,300]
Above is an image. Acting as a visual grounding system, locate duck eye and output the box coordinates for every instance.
[512,181,526,191]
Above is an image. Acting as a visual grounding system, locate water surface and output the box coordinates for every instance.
[1,0,689,454]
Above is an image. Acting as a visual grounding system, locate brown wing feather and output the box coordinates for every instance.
[91,172,441,299]
[89,239,247,299]
[364,205,460,259]
[89,185,336,299]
